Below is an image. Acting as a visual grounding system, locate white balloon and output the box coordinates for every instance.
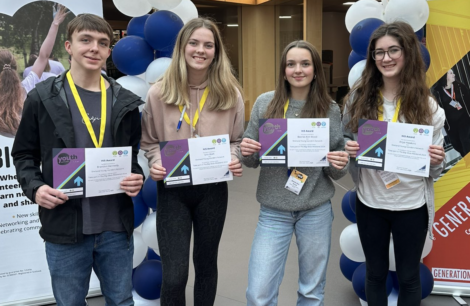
[138,150,150,180]
[421,235,433,258]
[339,224,365,262]
[117,76,149,101]
[345,0,384,33]
[133,231,148,268]
[113,0,152,17]
[145,57,172,86]
[389,238,396,271]
[348,59,367,88]
[170,0,198,24]
[141,212,160,254]
[148,0,182,10]
[384,0,429,31]
[135,72,147,82]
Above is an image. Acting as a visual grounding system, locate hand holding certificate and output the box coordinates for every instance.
[356,119,434,177]
[258,118,330,167]
[161,134,233,187]
[53,147,132,198]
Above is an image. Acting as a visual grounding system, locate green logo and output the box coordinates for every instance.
[413,128,419,133]
[112,151,118,155]
[212,139,217,144]
[311,122,315,127]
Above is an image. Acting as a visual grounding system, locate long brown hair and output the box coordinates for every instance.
[265,40,332,118]
[344,21,435,133]
[0,50,24,136]
[159,18,243,111]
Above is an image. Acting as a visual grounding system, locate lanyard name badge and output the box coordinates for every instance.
[178,87,209,137]
[66,71,106,148]
[377,92,401,189]
[444,85,462,110]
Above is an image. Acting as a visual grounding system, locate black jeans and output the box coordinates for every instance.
[356,197,428,306]
[156,181,228,306]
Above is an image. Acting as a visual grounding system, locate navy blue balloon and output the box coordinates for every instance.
[340,253,363,281]
[349,190,357,213]
[350,18,385,58]
[342,190,357,223]
[127,14,150,39]
[348,50,366,70]
[157,48,174,58]
[352,263,393,301]
[419,43,431,72]
[415,27,424,42]
[147,248,161,261]
[112,35,154,75]
[420,263,434,299]
[133,260,163,300]
[132,191,148,228]
[142,177,157,210]
[144,10,183,51]
[390,271,400,291]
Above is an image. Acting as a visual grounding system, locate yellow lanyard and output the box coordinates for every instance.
[179,87,209,129]
[283,99,289,119]
[378,92,401,122]
[66,71,107,148]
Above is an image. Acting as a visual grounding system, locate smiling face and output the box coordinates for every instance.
[374,35,405,82]
[184,27,215,77]
[65,30,111,73]
[284,47,315,92]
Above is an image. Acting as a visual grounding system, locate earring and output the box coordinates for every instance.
[314,75,316,79]
[284,76,287,80]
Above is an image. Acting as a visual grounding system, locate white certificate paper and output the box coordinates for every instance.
[188,134,233,185]
[287,118,329,167]
[384,123,433,177]
[85,147,132,197]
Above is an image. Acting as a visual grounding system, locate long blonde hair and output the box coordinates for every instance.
[159,18,243,111]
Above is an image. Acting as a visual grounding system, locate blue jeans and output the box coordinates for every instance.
[45,231,134,306]
[246,202,333,306]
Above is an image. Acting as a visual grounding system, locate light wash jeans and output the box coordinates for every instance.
[246,201,333,306]
[45,231,134,306]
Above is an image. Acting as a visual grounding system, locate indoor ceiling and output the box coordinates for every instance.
[102,0,357,21]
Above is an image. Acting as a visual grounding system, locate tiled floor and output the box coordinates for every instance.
[63,167,466,306]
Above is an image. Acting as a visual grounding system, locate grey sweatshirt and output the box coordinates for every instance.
[240,91,348,212]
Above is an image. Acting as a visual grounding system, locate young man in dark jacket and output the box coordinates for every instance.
[12,14,144,305]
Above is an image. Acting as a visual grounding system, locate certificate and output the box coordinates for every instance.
[53,147,131,198]
[384,122,433,177]
[356,119,433,177]
[85,147,132,197]
[161,134,233,187]
[259,119,288,167]
[287,118,329,167]
[188,134,233,185]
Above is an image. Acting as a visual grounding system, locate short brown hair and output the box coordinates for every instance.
[67,14,114,43]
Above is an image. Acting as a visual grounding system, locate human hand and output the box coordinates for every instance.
[53,4,69,26]
[229,158,243,177]
[327,151,349,170]
[429,145,445,166]
[345,140,360,158]
[35,185,68,209]
[150,163,166,181]
[240,138,261,157]
[120,173,144,197]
